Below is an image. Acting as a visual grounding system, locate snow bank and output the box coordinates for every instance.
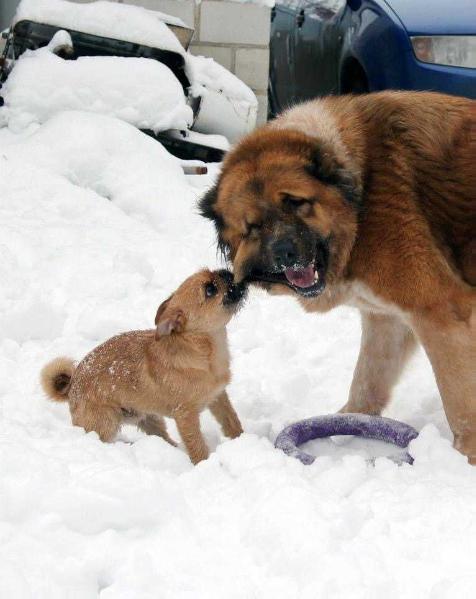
[2,111,202,231]
[275,0,344,10]
[187,54,257,107]
[187,0,275,4]
[5,1,258,140]
[14,0,186,55]
[1,43,193,133]
[186,54,258,140]
[1,112,475,598]
[220,0,276,7]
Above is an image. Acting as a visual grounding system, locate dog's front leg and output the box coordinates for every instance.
[412,308,476,464]
[340,311,416,415]
[209,391,243,439]
[174,408,209,464]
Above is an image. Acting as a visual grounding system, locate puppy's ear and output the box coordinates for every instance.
[155,296,171,324]
[155,299,186,339]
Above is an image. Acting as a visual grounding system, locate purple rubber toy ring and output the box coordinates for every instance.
[275,413,419,465]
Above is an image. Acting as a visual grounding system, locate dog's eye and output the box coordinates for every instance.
[245,222,262,237]
[283,195,312,208]
[204,282,218,298]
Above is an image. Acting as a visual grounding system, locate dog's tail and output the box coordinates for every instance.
[40,357,76,401]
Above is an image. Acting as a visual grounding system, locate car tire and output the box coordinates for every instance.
[341,61,369,94]
[348,74,368,94]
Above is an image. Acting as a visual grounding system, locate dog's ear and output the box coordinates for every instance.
[199,182,231,260]
[155,299,186,339]
[306,147,361,208]
[199,182,219,221]
[199,182,226,233]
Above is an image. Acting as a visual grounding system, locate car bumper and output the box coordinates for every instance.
[383,49,476,99]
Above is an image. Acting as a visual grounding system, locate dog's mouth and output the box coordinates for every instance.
[247,262,326,297]
[245,243,328,298]
[284,263,320,289]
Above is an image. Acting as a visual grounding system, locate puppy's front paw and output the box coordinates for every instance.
[190,446,209,465]
[225,422,243,439]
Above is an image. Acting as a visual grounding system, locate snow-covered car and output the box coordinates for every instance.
[0,0,258,161]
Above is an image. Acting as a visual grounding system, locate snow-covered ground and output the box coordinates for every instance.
[1,109,475,598]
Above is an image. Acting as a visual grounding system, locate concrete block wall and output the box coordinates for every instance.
[119,0,271,124]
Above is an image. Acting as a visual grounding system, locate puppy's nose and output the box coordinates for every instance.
[272,239,298,268]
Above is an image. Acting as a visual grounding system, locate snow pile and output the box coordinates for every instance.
[2,111,205,237]
[186,54,258,140]
[1,42,193,133]
[4,0,258,140]
[0,111,476,597]
[14,0,186,54]
[221,0,276,7]
[0,111,214,358]
[275,0,344,10]
[187,54,257,108]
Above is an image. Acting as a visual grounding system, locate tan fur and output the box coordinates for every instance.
[339,312,417,415]
[40,357,76,401]
[40,270,243,464]
[202,91,476,464]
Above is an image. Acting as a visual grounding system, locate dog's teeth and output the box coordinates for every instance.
[314,271,319,282]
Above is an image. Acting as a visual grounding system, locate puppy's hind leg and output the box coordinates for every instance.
[209,391,243,439]
[340,311,417,415]
[138,415,177,447]
[71,404,121,442]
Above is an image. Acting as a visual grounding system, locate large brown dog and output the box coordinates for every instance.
[200,91,476,464]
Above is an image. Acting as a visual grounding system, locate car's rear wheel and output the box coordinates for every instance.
[341,60,369,94]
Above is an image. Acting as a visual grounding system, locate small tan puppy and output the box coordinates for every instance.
[41,269,246,464]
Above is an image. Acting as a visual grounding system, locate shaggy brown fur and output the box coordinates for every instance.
[41,269,245,464]
[200,91,476,464]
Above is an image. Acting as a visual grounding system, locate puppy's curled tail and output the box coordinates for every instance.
[40,357,76,401]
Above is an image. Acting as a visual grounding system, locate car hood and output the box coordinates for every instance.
[383,0,476,36]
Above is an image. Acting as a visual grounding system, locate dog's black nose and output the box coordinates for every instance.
[223,281,247,306]
[272,239,298,268]
[217,269,233,284]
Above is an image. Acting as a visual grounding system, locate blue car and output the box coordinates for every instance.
[269,0,476,114]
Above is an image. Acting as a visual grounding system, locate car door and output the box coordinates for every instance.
[269,0,301,113]
[293,0,346,100]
